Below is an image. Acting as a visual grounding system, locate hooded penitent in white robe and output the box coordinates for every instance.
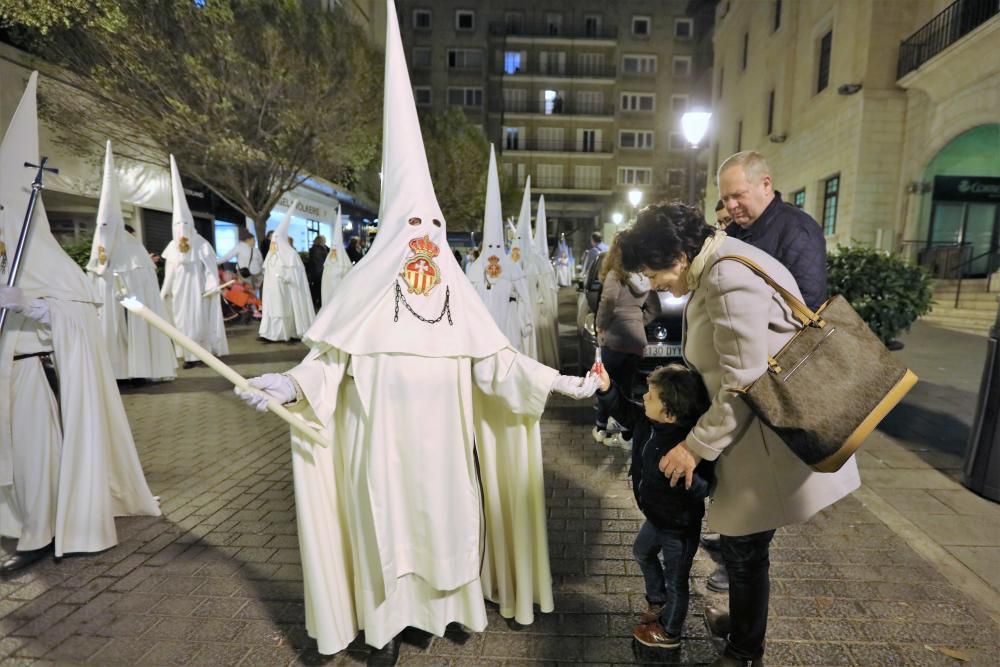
[86,141,176,381]
[0,72,160,556]
[466,146,534,354]
[508,179,541,361]
[160,155,228,362]
[259,203,315,341]
[532,196,561,369]
[281,2,560,653]
[320,210,351,307]
[555,235,573,287]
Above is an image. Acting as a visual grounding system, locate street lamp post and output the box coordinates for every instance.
[680,111,712,207]
[627,189,643,222]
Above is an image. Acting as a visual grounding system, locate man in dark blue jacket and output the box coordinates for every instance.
[718,151,828,311]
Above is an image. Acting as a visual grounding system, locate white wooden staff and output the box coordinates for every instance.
[118,296,326,447]
[202,279,235,298]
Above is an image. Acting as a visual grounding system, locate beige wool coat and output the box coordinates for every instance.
[683,237,860,536]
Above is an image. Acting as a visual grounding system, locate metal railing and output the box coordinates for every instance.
[496,63,617,79]
[489,21,618,40]
[900,241,999,307]
[502,139,613,153]
[897,0,998,78]
[532,177,616,191]
[498,100,615,116]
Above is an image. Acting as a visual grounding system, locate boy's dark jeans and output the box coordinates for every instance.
[720,529,777,660]
[594,347,640,438]
[633,520,700,636]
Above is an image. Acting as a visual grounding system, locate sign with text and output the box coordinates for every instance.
[933,175,1000,202]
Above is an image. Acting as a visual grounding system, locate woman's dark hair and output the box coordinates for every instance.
[617,202,714,273]
[647,363,710,427]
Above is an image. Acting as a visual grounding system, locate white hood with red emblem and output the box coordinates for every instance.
[467,144,521,286]
[303,0,507,357]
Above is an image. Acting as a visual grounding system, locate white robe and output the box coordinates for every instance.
[466,262,534,355]
[90,262,177,380]
[160,237,229,361]
[0,300,161,555]
[259,245,315,341]
[321,247,351,307]
[555,257,572,287]
[529,257,561,369]
[286,346,558,653]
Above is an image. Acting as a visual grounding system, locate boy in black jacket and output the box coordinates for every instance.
[594,363,712,650]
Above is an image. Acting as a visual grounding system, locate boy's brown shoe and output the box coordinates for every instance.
[633,620,681,649]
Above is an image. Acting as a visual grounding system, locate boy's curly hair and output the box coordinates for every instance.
[646,363,710,427]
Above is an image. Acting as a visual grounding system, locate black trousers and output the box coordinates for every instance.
[720,529,776,660]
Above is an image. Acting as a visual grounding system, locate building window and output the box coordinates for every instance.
[735,119,743,152]
[670,94,689,113]
[672,56,692,77]
[619,130,654,149]
[542,89,565,115]
[577,52,605,76]
[766,89,775,135]
[576,90,605,114]
[504,51,523,74]
[667,169,685,187]
[447,87,483,107]
[447,48,482,69]
[455,9,474,31]
[674,18,693,39]
[817,30,833,93]
[584,14,602,37]
[580,129,599,152]
[632,15,651,36]
[620,92,655,112]
[412,47,431,68]
[504,11,524,34]
[718,67,725,97]
[741,32,749,70]
[622,54,657,75]
[668,132,687,151]
[822,175,839,234]
[504,127,520,150]
[536,164,564,188]
[544,12,562,35]
[413,9,431,30]
[774,0,782,31]
[503,87,527,112]
[618,167,652,185]
[575,165,602,189]
[792,189,806,209]
[414,86,432,106]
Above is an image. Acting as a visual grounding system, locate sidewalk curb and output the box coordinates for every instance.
[855,484,1000,627]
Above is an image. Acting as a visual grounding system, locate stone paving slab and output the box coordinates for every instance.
[0,300,997,665]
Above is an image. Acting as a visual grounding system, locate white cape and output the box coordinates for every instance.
[160,234,229,361]
[259,242,315,341]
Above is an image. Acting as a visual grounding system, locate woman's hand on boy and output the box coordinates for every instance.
[658,442,701,489]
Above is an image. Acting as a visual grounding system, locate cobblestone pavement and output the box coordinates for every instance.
[0,291,998,665]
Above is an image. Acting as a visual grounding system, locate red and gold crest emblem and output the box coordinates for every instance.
[486,255,502,278]
[400,235,441,295]
[511,246,521,263]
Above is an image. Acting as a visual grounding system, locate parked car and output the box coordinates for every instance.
[576,252,687,387]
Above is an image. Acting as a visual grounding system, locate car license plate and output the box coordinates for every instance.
[644,343,682,358]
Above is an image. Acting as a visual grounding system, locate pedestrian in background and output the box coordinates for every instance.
[718,151,827,311]
[581,231,609,278]
[593,240,649,449]
[307,235,329,309]
[346,236,363,264]
[617,202,859,667]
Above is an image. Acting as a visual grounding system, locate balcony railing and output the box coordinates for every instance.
[489,21,618,40]
[496,63,617,79]
[502,139,613,153]
[498,100,615,116]
[897,0,998,79]
[533,177,616,191]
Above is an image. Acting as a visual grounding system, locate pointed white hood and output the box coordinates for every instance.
[303,0,507,357]
[87,141,149,275]
[510,176,534,267]
[267,201,303,269]
[167,155,198,264]
[535,195,551,260]
[468,145,519,282]
[325,208,351,270]
[0,71,95,303]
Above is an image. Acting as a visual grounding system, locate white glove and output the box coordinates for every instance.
[550,373,601,400]
[0,286,26,312]
[234,373,299,412]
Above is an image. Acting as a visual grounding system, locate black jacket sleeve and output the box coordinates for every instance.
[595,382,645,431]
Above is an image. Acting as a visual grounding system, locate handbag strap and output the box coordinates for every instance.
[712,255,821,328]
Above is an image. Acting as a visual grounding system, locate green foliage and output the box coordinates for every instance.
[11,0,381,241]
[60,235,93,270]
[827,244,933,344]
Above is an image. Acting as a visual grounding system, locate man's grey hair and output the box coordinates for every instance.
[718,151,772,185]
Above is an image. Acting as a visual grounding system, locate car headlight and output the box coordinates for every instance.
[584,313,596,336]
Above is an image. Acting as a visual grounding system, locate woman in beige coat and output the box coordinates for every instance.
[617,203,859,666]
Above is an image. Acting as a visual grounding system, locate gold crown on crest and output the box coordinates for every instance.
[408,235,439,257]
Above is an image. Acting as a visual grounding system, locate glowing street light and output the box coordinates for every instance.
[680,110,712,207]
[612,212,624,225]
[628,189,643,209]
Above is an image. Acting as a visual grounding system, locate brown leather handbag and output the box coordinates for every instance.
[717,255,918,473]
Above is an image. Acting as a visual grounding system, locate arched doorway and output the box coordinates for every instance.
[921,124,1000,277]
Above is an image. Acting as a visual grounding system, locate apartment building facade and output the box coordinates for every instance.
[707,0,999,278]
[396,0,703,251]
